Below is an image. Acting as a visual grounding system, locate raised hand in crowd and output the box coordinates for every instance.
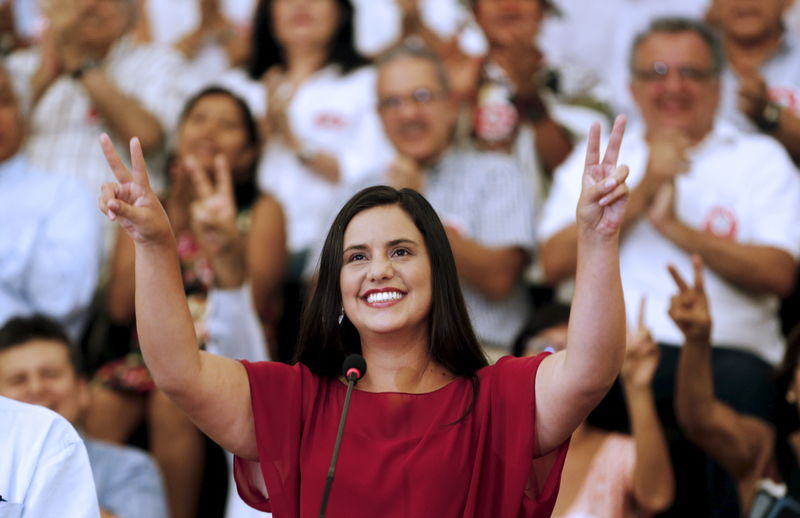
[671,255,774,512]
[185,154,246,289]
[620,297,676,514]
[396,0,482,104]
[174,0,249,66]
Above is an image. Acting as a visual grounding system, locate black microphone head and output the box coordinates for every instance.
[342,354,366,381]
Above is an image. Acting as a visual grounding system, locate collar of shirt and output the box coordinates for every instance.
[0,153,27,185]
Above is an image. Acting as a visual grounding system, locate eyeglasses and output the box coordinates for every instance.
[378,88,443,111]
[632,61,718,82]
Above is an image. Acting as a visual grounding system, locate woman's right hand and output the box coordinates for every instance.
[98,134,172,245]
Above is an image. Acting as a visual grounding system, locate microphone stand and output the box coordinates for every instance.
[318,371,358,518]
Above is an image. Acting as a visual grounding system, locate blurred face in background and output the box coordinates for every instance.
[72,0,133,51]
[177,93,257,181]
[271,0,340,51]
[0,340,88,425]
[473,0,545,47]
[377,57,456,165]
[710,0,788,42]
[630,31,721,142]
[0,68,25,162]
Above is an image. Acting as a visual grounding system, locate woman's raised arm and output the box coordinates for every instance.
[98,135,257,460]
[534,115,629,455]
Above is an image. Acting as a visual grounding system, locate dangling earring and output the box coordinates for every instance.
[338,307,344,325]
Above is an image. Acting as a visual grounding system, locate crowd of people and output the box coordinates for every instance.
[2,0,800,517]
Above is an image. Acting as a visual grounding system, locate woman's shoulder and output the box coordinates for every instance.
[477,353,550,381]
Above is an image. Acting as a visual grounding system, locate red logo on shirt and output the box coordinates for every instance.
[702,206,738,240]
[768,86,800,114]
[314,112,346,130]
[85,107,101,125]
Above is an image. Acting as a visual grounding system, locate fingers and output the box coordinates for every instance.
[637,296,647,331]
[583,122,601,168]
[98,182,118,216]
[667,264,689,293]
[100,133,133,183]
[691,254,705,294]
[598,165,629,206]
[129,138,152,189]
[213,155,234,199]
[601,114,627,167]
[185,155,214,199]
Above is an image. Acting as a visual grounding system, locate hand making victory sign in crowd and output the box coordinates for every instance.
[97,114,629,517]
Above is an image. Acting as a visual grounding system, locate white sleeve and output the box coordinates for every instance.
[204,284,269,362]
[743,140,800,258]
[336,71,394,186]
[24,419,100,518]
[536,144,585,243]
[22,180,102,338]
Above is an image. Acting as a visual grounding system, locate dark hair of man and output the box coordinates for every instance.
[375,42,451,95]
[629,17,725,75]
[174,86,260,208]
[0,315,86,378]
[467,0,558,16]
[511,302,571,357]
[247,0,369,80]
[294,185,488,380]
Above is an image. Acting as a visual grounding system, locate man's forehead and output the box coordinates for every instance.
[634,31,713,63]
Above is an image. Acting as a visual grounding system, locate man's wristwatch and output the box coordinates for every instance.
[70,58,100,80]
[756,101,782,133]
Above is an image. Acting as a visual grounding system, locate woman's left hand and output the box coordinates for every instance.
[576,115,629,239]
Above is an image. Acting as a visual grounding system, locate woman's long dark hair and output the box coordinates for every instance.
[248,0,369,80]
[174,86,260,209]
[294,186,488,379]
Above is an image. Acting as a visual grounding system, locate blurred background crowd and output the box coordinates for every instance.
[2,0,800,516]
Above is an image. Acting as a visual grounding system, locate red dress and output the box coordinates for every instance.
[234,354,568,517]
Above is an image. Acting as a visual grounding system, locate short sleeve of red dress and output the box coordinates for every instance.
[234,353,568,518]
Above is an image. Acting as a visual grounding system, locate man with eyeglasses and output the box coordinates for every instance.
[371,43,537,356]
[538,17,800,516]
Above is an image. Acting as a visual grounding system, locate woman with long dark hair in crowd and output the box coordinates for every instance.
[96,114,630,516]
[88,86,286,518]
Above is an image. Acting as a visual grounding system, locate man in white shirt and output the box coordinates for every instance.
[0,63,102,340]
[0,315,169,518]
[6,0,187,195]
[374,45,537,352]
[538,17,800,515]
[0,395,100,518]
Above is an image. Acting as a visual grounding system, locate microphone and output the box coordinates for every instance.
[318,354,367,518]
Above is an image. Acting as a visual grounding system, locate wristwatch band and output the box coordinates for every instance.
[756,101,782,133]
[70,59,100,80]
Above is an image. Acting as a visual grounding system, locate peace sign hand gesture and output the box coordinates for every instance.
[98,135,172,245]
[667,255,711,346]
[621,297,660,389]
[577,115,630,239]
[186,154,241,257]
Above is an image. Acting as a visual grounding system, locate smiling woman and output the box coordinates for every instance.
[97,113,631,517]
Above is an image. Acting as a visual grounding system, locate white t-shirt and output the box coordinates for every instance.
[221,65,394,255]
[0,396,100,518]
[538,121,800,365]
[541,0,709,114]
